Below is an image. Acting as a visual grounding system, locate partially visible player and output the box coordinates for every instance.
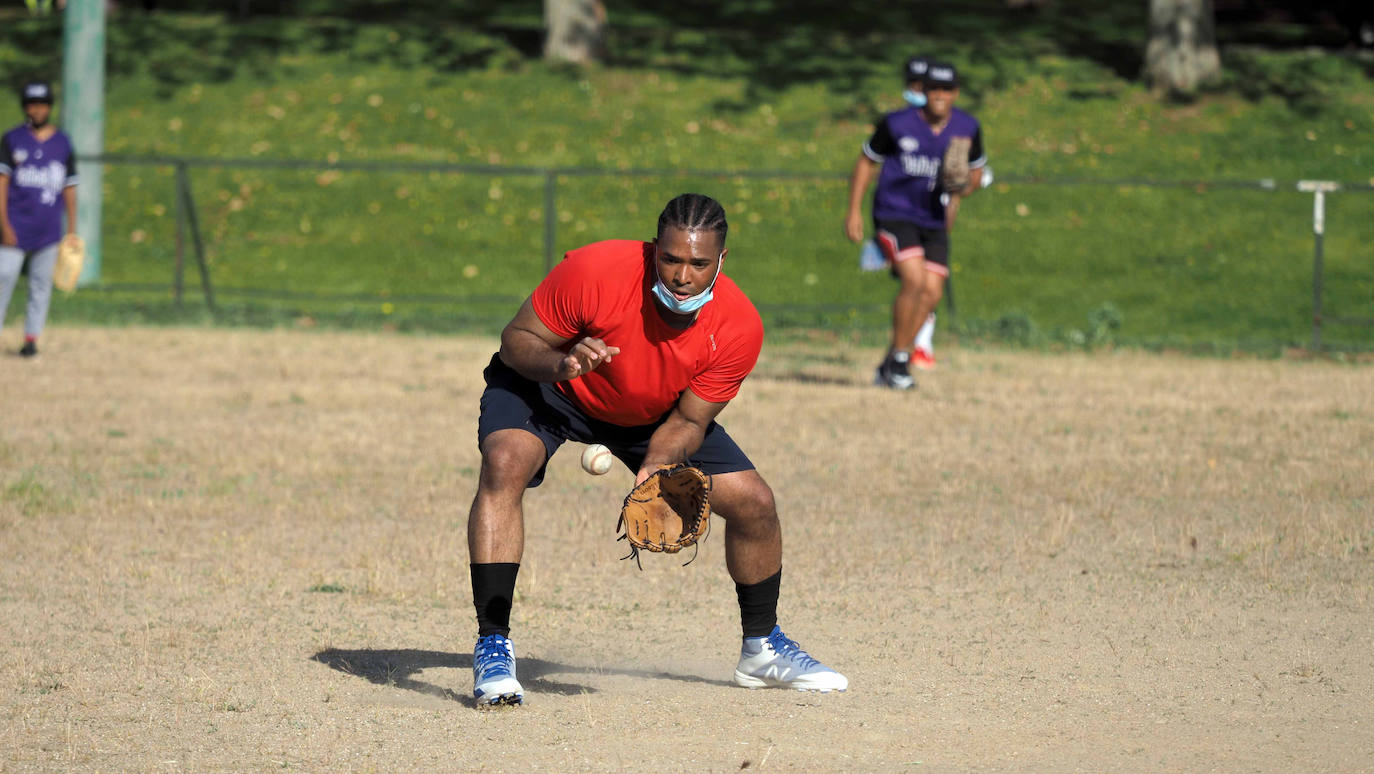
[903,57,996,371]
[900,54,930,110]
[0,81,78,358]
[465,193,847,707]
[895,56,939,371]
[845,62,986,387]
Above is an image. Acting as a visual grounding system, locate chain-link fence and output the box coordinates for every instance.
[76,154,1374,351]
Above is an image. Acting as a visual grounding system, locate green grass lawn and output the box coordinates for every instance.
[3,3,1371,351]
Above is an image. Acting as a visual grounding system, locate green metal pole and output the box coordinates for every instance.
[61,0,106,286]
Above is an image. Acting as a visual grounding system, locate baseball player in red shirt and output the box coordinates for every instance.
[467,193,847,707]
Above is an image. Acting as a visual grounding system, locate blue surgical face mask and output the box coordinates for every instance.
[651,253,723,315]
[903,88,927,108]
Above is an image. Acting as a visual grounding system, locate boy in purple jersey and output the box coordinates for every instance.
[844,62,986,389]
[893,55,939,371]
[0,81,78,358]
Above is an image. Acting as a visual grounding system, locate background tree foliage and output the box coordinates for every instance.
[1145,0,1222,95]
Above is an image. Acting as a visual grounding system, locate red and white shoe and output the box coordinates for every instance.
[911,347,936,371]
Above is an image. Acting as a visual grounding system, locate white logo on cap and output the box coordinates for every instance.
[929,66,955,81]
[24,86,46,98]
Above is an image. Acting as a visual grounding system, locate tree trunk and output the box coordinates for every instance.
[544,0,606,65]
[1143,0,1221,95]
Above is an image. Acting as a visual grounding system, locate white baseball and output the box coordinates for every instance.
[580,443,614,476]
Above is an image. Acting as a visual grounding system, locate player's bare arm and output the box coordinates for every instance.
[62,184,77,236]
[966,165,984,196]
[944,168,984,231]
[635,388,728,485]
[499,297,620,382]
[843,156,879,243]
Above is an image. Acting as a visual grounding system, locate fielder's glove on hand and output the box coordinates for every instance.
[54,234,85,293]
[618,464,711,564]
[941,136,972,193]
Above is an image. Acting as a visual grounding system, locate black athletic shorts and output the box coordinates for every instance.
[873,218,950,278]
[477,354,755,487]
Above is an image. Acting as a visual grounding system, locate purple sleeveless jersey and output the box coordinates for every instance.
[0,125,79,252]
[862,106,985,230]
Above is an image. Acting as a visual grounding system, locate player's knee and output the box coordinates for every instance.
[744,482,776,518]
[715,473,777,522]
[897,275,924,297]
[478,440,541,491]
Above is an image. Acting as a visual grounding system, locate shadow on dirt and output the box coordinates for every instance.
[312,647,727,707]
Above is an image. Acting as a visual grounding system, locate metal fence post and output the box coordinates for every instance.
[173,162,187,307]
[1312,192,1325,352]
[1298,180,1339,352]
[175,163,216,312]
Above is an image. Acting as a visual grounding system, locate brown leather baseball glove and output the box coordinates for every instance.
[617,464,711,563]
[54,234,85,293]
[941,136,972,193]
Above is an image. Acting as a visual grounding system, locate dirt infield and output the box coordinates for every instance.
[2,326,1371,772]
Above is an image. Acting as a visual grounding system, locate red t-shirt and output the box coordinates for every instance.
[530,239,764,426]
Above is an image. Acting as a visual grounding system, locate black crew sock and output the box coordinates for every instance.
[736,568,781,639]
[471,562,520,638]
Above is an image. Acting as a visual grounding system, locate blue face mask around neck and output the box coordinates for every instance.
[903,88,927,108]
[651,254,723,315]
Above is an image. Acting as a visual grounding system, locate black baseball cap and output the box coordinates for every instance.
[925,63,958,88]
[20,81,53,105]
[903,56,930,83]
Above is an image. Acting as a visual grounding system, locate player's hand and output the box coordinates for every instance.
[556,336,620,380]
[0,225,16,247]
[944,194,962,231]
[843,212,866,244]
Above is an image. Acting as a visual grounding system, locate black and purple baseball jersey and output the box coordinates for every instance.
[0,125,78,251]
[862,106,985,230]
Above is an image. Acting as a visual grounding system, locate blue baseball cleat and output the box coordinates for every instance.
[472,633,524,708]
[733,626,848,693]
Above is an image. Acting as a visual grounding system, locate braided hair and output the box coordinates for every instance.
[656,193,728,245]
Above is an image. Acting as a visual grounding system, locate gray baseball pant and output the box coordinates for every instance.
[0,243,59,339]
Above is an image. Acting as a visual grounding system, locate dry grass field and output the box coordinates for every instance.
[2,325,1371,772]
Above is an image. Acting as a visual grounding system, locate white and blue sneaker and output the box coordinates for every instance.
[473,633,523,707]
[733,626,848,693]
